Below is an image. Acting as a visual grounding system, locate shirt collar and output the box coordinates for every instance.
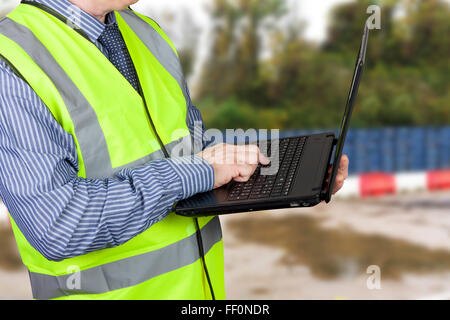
[32,0,117,42]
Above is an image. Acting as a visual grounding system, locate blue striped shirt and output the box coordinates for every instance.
[0,0,214,261]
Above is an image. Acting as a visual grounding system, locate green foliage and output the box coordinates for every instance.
[195,0,450,130]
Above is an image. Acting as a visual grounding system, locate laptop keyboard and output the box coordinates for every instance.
[228,136,307,201]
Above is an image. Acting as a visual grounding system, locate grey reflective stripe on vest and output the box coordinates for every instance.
[29,216,222,300]
[0,17,112,179]
[118,10,191,114]
[0,17,193,178]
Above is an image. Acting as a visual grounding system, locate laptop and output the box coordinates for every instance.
[175,23,370,217]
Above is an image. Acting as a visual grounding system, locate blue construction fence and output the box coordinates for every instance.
[221,126,450,175]
[279,126,450,175]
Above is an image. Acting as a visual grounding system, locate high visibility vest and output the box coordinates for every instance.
[0,3,225,300]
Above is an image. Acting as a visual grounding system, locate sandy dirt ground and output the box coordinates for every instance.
[222,191,450,300]
[1,191,449,300]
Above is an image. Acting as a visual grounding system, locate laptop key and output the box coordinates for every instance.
[228,136,307,201]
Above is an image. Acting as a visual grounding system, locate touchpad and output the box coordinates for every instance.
[292,137,328,197]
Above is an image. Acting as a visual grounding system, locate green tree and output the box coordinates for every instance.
[196,0,450,130]
[198,0,286,100]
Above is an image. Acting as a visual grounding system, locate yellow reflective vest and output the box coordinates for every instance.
[0,3,225,300]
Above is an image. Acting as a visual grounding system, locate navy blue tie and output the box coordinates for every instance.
[98,23,140,92]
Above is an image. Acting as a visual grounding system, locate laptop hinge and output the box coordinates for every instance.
[320,136,338,202]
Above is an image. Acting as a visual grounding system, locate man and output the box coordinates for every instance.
[0,0,349,300]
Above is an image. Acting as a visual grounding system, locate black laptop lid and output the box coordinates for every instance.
[324,23,370,203]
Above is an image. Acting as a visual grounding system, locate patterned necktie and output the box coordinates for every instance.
[98,23,140,92]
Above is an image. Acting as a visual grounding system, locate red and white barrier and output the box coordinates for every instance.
[335,170,450,199]
[0,170,449,224]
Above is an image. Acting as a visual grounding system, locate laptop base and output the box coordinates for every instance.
[175,133,336,218]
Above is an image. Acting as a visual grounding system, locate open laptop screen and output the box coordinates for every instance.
[325,24,369,202]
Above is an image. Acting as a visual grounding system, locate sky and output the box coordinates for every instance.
[131,0,357,83]
[0,0,392,42]
[0,0,359,87]
[2,0,447,85]
[133,0,355,43]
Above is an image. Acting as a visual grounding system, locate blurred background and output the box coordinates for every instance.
[0,0,449,299]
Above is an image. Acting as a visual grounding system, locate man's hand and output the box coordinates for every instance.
[198,143,270,189]
[199,143,348,195]
[326,154,349,195]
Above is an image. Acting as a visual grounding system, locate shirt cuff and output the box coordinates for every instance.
[166,155,215,199]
